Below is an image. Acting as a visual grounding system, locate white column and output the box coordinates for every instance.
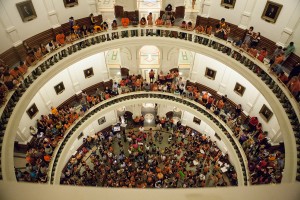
[42,0,60,29]
[238,0,258,29]
[16,128,27,143]
[38,91,52,110]
[276,1,300,47]
[200,0,211,18]
[87,0,99,15]
[271,129,283,144]
[0,1,22,46]
[67,67,81,94]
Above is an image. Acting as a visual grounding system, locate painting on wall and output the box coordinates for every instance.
[261,1,283,23]
[259,104,273,122]
[234,82,246,96]
[98,116,106,125]
[63,0,78,8]
[193,117,201,125]
[16,0,37,22]
[26,103,39,119]
[221,0,236,9]
[84,67,94,78]
[54,82,65,95]
[205,67,217,80]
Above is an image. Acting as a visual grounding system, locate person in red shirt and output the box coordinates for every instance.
[249,117,259,132]
[257,47,268,62]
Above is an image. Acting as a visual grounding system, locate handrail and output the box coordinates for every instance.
[48,91,249,186]
[0,25,298,182]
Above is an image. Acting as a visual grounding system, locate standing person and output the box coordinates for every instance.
[56,31,65,46]
[288,63,300,81]
[90,13,97,26]
[69,16,75,32]
[149,69,155,83]
[147,12,153,36]
[147,12,153,26]
[243,26,254,46]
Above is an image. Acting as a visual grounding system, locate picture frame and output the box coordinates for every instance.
[54,82,65,95]
[221,0,236,9]
[234,82,246,96]
[205,67,217,80]
[26,103,39,119]
[84,67,94,79]
[63,0,78,8]
[261,1,283,23]
[16,0,37,22]
[259,104,273,122]
[98,117,106,125]
[193,117,201,125]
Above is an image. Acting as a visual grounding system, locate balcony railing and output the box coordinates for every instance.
[0,25,299,182]
[48,91,249,186]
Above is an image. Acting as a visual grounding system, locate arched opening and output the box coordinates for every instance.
[139,45,161,82]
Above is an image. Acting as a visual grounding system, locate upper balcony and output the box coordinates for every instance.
[0,25,299,184]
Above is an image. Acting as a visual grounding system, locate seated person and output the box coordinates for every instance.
[186,22,193,31]
[56,31,65,46]
[140,17,146,27]
[10,67,23,81]
[257,47,268,62]
[121,17,130,27]
[18,61,28,74]
[205,23,213,35]
[101,21,108,31]
[94,24,102,32]
[33,47,43,60]
[195,25,205,33]
[25,52,36,66]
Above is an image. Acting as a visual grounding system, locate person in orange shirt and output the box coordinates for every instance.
[205,23,213,35]
[121,17,130,27]
[51,106,59,116]
[104,92,110,99]
[271,52,285,69]
[202,92,208,104]
[18,61,28,75]
[56,31,65,45]
[10,67,23,80]
[216,99,225,110]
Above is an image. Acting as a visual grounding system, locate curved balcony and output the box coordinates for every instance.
[0,26,299,183]
[48,91,248,186]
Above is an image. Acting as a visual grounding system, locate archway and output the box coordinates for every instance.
[139,45,161,82]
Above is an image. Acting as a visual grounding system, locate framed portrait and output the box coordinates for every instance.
[84,67,94,78]
[26,103,39,119]
[98,117,106,125]
[54,82,65,95]
[63,0,78,8]
[205,67,217,80]
[259,104,273,122]
[16,0,37,22]
[234,82,246,96]
[193,117,201,125]
[261,1,283,23]
[221,0,236,9]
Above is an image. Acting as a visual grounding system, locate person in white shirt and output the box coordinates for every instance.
[139,126,144,132]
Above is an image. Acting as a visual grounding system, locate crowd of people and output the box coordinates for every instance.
[0,7,293,185]
[61,123,237,187]
[1,10,299,106]
[14,67,285,185]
